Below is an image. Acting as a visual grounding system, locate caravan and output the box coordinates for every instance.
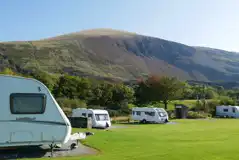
[216,105,239,118]
[131,107,169,123]
[72,108,111,129]
[0,75,72,148]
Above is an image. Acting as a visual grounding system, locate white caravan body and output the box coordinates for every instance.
[216,105,239,118]
[131,107,169,123]
[0,75,71,148]
[71,108,111,128]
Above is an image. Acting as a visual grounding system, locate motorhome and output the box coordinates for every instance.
[131,107,169,123]
[0,75,72,148]
[216,105,239,118]
[71,108,111,128]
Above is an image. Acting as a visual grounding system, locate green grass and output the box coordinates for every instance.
[154,99,198,110]
[23,119,239,160]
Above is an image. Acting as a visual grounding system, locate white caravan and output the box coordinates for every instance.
[216,105,239,118]
[0,75,72,148]
[131,107,169,123]
[71,108,111,128]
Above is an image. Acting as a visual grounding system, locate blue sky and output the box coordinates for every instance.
[0,0,239,52]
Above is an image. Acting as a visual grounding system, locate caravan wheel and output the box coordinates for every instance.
[105,122,109,129]
[164,119,169,123]
[141,119,147,124]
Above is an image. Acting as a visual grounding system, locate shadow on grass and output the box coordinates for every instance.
[0,146,48,159]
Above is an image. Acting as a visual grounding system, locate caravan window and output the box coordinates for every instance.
[232,108,236,113]
[10,93,46,114]
[158,112,167,117]
[145,112,155,116]
[136,111,141,115]
[82,113,86,117]
[223,109,229,112]
[88,114,92,118]
[95,114,109,121]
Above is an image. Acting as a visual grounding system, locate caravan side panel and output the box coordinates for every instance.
[0,75,71,147]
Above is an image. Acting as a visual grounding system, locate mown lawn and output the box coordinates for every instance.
[23,119,239,160]
[24,119,239,160]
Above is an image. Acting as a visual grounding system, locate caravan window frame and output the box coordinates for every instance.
[10,93,47,114]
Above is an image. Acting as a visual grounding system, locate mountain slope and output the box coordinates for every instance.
[1,28,239,82]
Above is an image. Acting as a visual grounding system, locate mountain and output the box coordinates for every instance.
[1,28,239,82]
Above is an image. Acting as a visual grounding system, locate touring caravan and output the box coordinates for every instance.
[216,105,239,118]
[71,108,111,129]
[131,107,169,123]
[0,75,72,148]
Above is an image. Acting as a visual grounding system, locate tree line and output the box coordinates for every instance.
[1,68,239,116]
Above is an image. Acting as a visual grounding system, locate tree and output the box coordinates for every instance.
[90,82,114,106]
[31,70,57,92]
[205,87,218,99]
[53,75,93,100]
[181,82,194,99]
[53,75,78,98]
[111,84,135,108]
[77,77,93,101]
[192,85,204,100]
[135,75,183,109]
[216,86,226,96]
[156,76,183,109]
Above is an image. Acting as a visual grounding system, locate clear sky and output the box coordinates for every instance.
[0,0,239,52]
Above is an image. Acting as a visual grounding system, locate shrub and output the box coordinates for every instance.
[207,99,220,117]
[111,116,130,124]
[128,103,136,109]
[191,100,203,111]
[108,110,121,117]
[219,96,235,105]
[88,105,105,109]
[62,107,72,116]
[187,111,210,119]
[166,110,176,119]
[56,98,87,110]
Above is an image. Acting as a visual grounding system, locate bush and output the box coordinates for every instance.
[108,110,121,117]
[205,89,218,99]
[128,103,136,109]
[88,105,105,109]
[190,100,203,111]
[56,98,87,110]
[62,107,72,116]
[187,111,210,119]
[219,96,235,105]
[207,99,220,117]
[111,116,130,124]
[166,110,176,119]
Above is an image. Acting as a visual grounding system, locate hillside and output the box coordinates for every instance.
[1,28,239,82]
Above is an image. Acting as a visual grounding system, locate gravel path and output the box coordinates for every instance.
[0,142,98,159]
[108,125,129,129]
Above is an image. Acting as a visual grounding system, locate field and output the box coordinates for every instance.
[24,119,239,160]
